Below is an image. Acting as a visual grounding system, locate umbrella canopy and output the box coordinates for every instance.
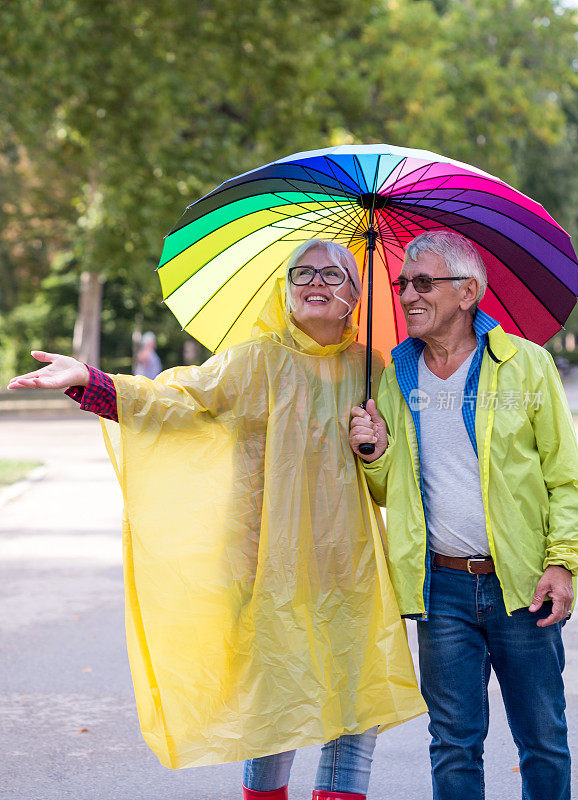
[157,144,578,357]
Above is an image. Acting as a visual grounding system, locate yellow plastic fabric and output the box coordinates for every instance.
[101,279,426,769]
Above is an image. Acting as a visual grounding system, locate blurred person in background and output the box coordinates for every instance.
[134,330,162,379]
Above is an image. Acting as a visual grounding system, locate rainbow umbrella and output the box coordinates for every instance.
[158,142,578,371]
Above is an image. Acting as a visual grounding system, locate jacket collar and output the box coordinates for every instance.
[486,322,518,362]
[391,308,501,362]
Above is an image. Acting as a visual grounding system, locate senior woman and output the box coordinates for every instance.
[8,239,425,799]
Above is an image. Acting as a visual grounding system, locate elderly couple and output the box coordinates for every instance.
[9,232,578,800]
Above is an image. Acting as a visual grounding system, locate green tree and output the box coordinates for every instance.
[1,0,576,385]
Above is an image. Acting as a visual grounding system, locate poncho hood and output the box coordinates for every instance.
[252,277,359,356]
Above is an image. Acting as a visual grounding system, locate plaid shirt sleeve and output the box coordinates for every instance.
[65,365,118,421]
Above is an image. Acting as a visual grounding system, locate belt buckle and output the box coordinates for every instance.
[467,558,486,574]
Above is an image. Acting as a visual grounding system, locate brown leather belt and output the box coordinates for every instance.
[433,553,495,574]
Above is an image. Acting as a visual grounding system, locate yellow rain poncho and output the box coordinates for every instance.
[102,279,425,769]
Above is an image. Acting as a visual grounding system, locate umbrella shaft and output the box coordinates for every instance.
[364,229,377,403]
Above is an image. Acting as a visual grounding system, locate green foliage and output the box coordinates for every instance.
[0,0,576,376]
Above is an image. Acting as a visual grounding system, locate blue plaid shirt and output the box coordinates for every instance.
[391,308,499,457]
[390,308,499,619]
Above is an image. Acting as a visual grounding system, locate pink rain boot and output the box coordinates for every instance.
[242,784,289,800]
[311,792,366,800]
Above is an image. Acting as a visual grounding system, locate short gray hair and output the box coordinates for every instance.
[404,231,487,312]
[285,239,362,319]
[141,331,157,346]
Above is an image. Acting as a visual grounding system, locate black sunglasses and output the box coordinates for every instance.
[392,275,470,295]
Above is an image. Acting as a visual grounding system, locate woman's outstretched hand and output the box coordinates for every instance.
[349,399,388,462]
[7,351,89,391]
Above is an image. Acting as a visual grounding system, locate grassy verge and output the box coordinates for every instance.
[0,459,43,487]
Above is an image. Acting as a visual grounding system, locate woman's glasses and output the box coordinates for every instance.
[392,275,469,295]
[289,266,350,286]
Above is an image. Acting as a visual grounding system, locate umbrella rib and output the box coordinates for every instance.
[274,207,364,244]
[374,206,424,253]
[384,165,485,225]
[382,159,459,198]
[162,194,361,291]
[396,183,576,268]
[352,154,370,196]
[177,208,357,330]
[397,197,578,288]
[383,163,492,227]
[388,204,444,231]
[264,203,358,234]
[383,203,444,238]
[394,175,474,211]
[320,212,369,245]
[381,157,438,201]
[208,206,365,351]
[268,196,363,239]
[482,284,531,340]
[374,231,407,269]
[384,164,564,252]
[382,160,501,199]
[394,178,492,221]
[321,157,372,229]
[377,159,470,244]
[393,198,480,230]
[260,197,362,236]
[212,260,289,352]
[375,156,409,196]
[349,209,404,341]
[270,172,363,232]
[401,204,575,325]
[264,187,356,227]
[169,168,353,235]
[367,154,381,230]
[376,207,407,252]
[302,161,365,232]
[358,151,384,234]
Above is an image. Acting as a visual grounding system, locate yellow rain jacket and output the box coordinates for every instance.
[363,323,578,617]
[102,279,426,769]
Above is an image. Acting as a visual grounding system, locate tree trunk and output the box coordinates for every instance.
[73,271,103,368]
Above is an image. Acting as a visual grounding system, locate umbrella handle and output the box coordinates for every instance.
[358,401,375,456]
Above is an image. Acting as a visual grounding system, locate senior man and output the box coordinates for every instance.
[350,231,578,800]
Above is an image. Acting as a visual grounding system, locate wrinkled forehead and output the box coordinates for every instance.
[401,250,449,278]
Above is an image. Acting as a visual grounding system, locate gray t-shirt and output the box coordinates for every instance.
[418,350,490,557]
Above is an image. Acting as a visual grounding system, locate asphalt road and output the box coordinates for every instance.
[1,413,577,800]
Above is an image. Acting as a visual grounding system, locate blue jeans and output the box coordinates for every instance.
[417,564,570,800]
[242,728,378,794]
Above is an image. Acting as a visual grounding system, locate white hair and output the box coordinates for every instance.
[404,231,487,312]
[141,331,157,346]
[285,239,362,320]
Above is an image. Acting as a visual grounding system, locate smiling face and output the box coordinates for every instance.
[399,251,477,341]
[289,246,355,330]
